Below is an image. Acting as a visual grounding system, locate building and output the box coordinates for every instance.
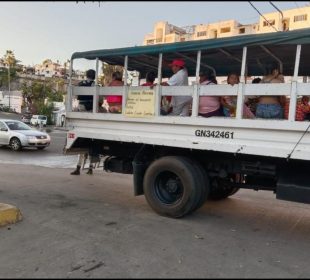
[257,6,310,33]
[143,6,310,45]
[0,91,23,113]
[35,59,63,78]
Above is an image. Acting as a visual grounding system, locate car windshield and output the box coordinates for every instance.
[38,116,46,120]
[5,121,32,131]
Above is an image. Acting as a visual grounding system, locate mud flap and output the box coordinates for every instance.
[277,162,310,204]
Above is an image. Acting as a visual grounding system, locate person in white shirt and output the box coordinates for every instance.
[161,59,192,116]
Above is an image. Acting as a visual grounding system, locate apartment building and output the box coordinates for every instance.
[257,6,310,33]
[143,6,310,45]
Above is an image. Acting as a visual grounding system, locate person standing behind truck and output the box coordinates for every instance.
[160,59,192,116]
[71,69,96,176]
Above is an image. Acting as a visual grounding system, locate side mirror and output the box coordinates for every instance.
[0,128,8,132]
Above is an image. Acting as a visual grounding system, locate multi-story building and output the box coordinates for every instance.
[35,59,62,77]
[257,6,310,33]
[143,6,310,45]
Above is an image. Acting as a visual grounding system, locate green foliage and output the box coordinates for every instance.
[36,102,55,125]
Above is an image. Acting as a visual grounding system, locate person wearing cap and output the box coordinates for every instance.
[160,59,192,116]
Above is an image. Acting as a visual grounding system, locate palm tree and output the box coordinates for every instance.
[3,50,17,109]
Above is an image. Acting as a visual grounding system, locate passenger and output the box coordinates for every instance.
[198,71,223,117]
[106,71,124,113]
[246,77,261,115]
[284,96,310,121]
[221,73,238,117]
[77,69,96,112]
[141,71,156,86]
[256,65,285,119]
[160,59,192,116]
[222,73,254,119]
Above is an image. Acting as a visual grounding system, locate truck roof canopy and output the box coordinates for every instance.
[72,28,310,77]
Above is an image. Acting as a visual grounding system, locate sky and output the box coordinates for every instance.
[1,1,309,70]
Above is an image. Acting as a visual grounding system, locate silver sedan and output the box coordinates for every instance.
[0,119,51,151]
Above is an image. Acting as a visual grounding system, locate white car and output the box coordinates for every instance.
[30,115,47,126]
[0,119,51,151]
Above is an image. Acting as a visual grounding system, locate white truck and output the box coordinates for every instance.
[64,29,310,218]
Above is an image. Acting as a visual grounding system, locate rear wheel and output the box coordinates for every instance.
[10,138,22,151]
[143,156,204,218]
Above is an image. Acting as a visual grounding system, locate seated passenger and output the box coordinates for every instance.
[160,59,192,116]
[141,71,156,86]
[256,65,285,119]
[246,78,261,114]
[106,71,124,113]
[198,71,223,118]
[284,96,310,121]
[77,69,96,111]
[221,73,238,117]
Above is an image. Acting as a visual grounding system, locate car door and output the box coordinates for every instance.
[0,121,9,145]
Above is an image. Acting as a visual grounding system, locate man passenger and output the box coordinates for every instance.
[160,59,192,116]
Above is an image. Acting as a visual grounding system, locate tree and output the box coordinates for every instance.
[0,50,20,89]
[101,63,123,86]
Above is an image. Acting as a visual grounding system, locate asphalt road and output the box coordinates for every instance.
[0,164,310,278]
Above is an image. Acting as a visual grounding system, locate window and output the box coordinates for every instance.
[197,31,207,37]
[239,28,245,34]
[294,14,307,22]
[220,27,231,33]
[0,121,6,130]
[146,40,155,45]
[263,19,275,27]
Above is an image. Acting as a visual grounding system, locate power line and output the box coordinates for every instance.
[269,1,284,31]
[248,1,279,32]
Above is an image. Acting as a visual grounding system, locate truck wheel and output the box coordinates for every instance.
[208,177,240,200]
[10,137,22,151]
[143,156,203,218]
[188,160,210,212]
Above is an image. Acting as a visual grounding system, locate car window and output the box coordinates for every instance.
[38,116,46,120]
[0,121,7,130]
[5,121,32,130]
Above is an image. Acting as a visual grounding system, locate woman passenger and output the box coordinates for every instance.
[198,71,223,117]
[106,71,124,113]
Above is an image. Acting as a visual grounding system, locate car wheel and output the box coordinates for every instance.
[10,137,22,151]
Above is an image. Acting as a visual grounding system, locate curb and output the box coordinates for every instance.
[0,204,23,227]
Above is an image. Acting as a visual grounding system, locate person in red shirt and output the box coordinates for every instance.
[141,71,156,86]
[284,96,310,121]
[106,71,124,113]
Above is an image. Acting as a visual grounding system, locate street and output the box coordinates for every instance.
[0,130,310,277]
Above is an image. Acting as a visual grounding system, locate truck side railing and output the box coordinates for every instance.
[67,45,307,123]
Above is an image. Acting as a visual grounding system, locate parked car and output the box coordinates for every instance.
[21,113,32,124]
[0,119,51,151]
[30,115,47,126]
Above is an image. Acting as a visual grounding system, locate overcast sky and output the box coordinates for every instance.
[1,1,309,70]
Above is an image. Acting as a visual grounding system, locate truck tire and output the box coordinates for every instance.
[188,160,210,212]
[143,156,204,218]
[208,177,240,200]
